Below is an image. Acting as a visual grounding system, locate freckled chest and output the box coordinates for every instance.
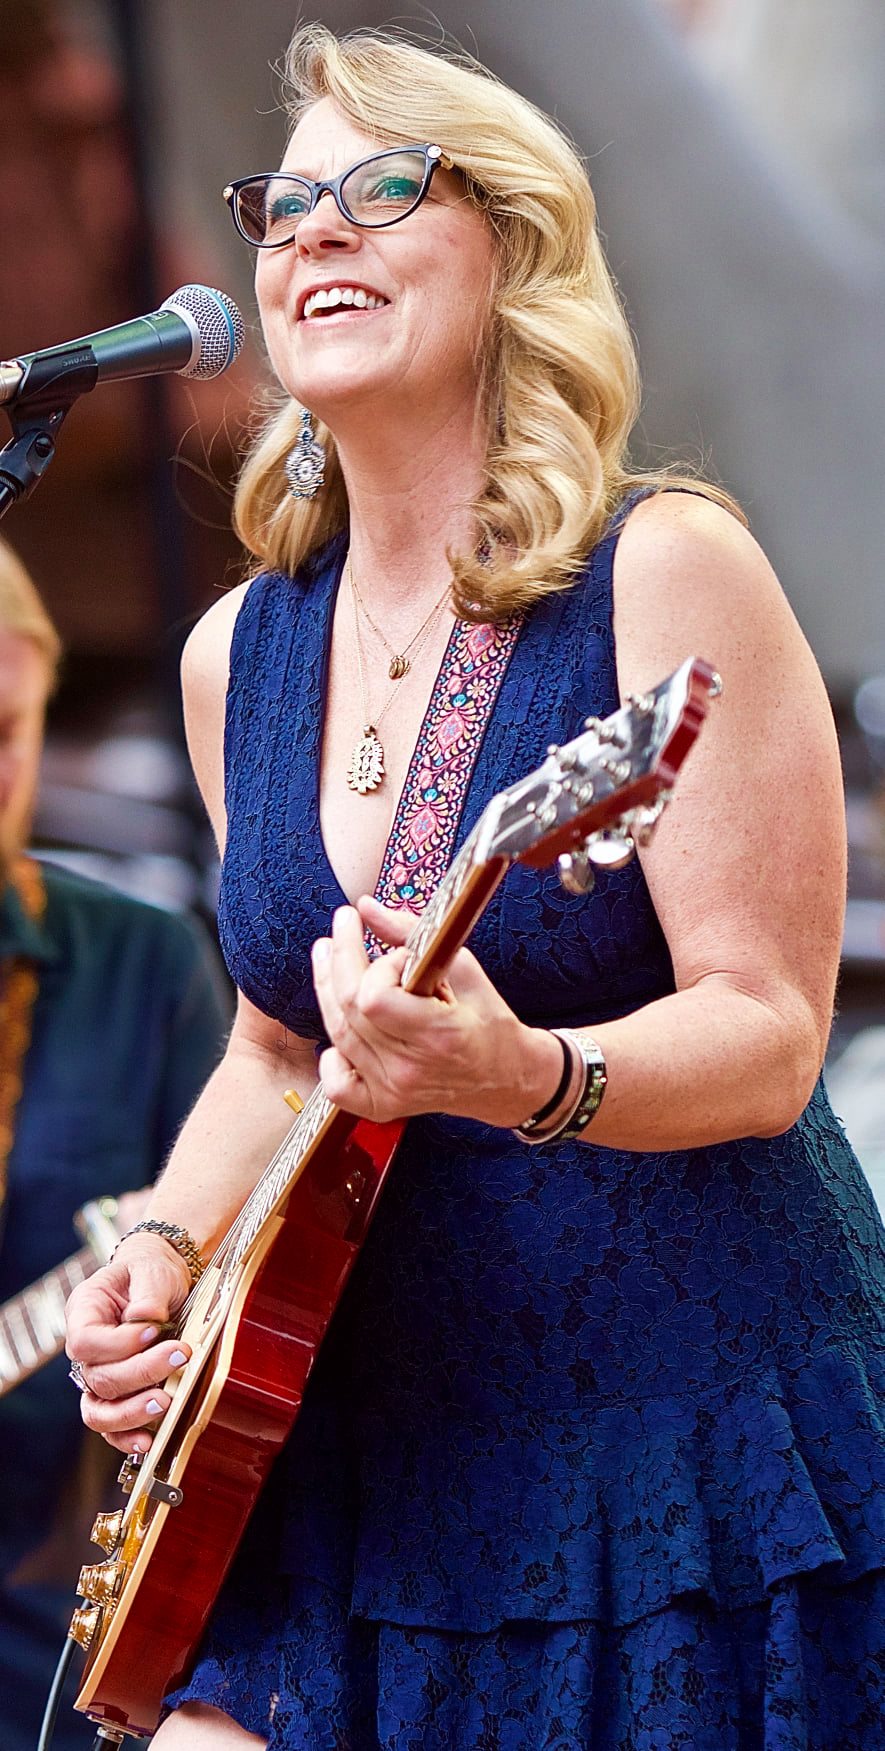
[318,587,458,904]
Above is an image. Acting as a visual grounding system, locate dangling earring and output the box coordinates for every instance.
[284,407,325,500]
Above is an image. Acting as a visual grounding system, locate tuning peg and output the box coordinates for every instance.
[557,848,596,895]
[585,829,635,870]
[69,1602,101,1650]
[91,1509,124,1554]
[628,790,675,847]
[77,1560,122,1606]
[625,690,655,716]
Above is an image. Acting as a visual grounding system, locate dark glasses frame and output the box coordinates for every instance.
[223,143,454,248]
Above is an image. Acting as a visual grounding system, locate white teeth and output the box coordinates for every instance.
[303,286,387,319]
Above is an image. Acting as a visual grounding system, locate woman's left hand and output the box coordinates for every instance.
[311,895,562,1128]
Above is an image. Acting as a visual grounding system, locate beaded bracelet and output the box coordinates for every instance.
[112,1219,206,1286]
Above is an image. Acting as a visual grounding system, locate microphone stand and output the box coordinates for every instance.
[0,350,98,520]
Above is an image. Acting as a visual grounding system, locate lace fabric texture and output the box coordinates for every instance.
[170,512,885,1744]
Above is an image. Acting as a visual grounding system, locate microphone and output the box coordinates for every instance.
[0,284,245,408]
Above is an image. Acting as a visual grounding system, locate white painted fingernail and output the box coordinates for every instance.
[146,1398,164,1415]
[169,1350,187,1368]
[313,939,331,963]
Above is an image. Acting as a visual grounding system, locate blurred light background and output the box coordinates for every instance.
[2,0,884,1193]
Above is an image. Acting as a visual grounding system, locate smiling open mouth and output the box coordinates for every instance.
[302,287,390,320]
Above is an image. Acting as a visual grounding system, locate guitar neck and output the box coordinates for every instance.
[220,830,510,1281]
[214,657,719,1290]
[0,1245,98,1397]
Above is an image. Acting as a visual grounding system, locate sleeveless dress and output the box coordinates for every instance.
[169,509,885,1749]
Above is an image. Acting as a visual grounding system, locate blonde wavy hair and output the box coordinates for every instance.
[234,24,741,620]
[0,536,61,684]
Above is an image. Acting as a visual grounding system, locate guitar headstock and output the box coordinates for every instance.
[477,656,720,892]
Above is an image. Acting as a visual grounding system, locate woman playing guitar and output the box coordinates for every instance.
[65,25,885,1749]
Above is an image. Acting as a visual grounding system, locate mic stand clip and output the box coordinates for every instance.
[0,348,99,520]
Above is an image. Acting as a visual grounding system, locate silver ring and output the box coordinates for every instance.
[68,1358,88,1393]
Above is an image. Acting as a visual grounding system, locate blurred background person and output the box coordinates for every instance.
[0,534,230,1748]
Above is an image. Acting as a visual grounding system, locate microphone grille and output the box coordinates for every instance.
[161,284,245,379]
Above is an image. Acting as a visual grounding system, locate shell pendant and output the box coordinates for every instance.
[347,726,385,794]
[388,654,410,679]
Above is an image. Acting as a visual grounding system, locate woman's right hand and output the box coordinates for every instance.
[65,1236,194,1455]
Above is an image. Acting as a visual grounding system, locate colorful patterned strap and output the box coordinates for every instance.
[373,616,522,927]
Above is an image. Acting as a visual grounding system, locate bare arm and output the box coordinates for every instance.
[136,582,322,1250]
[66,586,321,1449]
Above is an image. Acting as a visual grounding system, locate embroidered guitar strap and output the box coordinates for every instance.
[0,856,46,1211]
[373,616,523,926]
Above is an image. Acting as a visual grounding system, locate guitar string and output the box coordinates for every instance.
[172,830,486,1333]
[169,676,679,1326]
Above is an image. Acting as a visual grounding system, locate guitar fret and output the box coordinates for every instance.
[212,666,713,1296]
[4,1302,38,1370]
[0,1322,19,1383]
[63,1253,86,1288]
[218,835,491,1290]
[41,1270,70,1338]
[401,829,481,988]
[0,1247,99,1396]
[222,1091,335,1282]
[23,1284,58,1354]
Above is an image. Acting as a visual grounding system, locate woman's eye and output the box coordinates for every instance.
[366,176,421,203]
[268,192,310,221]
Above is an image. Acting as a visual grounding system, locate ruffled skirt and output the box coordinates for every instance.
[169,1562,885,1749]
[167,1345,885,1748]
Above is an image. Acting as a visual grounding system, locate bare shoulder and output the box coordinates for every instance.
[611,490,812,699]
[181,579,252,700]
[181,581,253,854]
[608,489,846,1045]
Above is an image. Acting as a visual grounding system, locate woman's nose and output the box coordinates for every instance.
[294,190,361,257]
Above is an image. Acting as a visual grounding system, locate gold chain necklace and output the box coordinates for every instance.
[346,560,452,795]
[349,559,452,681]
[0,856,46,1211]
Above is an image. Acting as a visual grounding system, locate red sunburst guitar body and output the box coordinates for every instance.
[75,1112,403,1737]
[68,656,719,1742]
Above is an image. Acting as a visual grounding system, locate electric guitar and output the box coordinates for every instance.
[69,656,720,1742]
[0,1196,140,1398]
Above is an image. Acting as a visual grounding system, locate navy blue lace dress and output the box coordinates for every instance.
[169,510,885,1748]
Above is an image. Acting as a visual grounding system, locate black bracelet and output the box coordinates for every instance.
[518,1033,574,1134]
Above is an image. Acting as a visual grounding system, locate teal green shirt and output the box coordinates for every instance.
[0,860,230,1749]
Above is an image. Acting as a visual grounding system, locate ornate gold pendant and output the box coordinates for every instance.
[347,726,385,794]
[388,654,410,679]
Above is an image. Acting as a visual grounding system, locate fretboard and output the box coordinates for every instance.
[0,1246,97,1396]
[216,823,509,1291]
